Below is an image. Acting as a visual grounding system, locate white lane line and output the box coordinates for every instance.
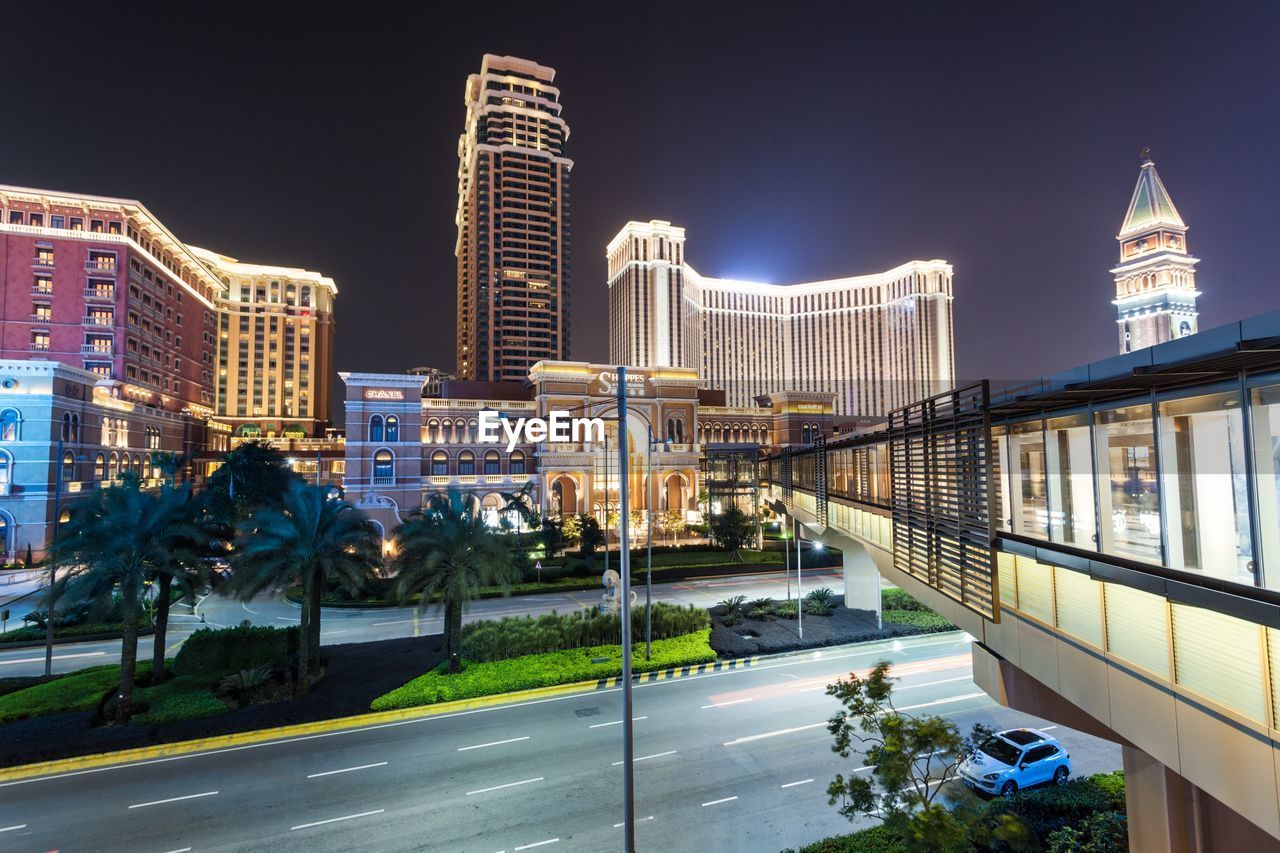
[467,777,544,796]
[702,796,738,807]
[307,761,388,778]
[369,618,415,626]
[723,722,826,746]
[0,651,105,666]
[780,778,814,788]
[160,848,192,853]
[0,824,28,832]
[128,790,219,809]
[589,716,647,728]
[1040,725,1059,731]
[514,840,559,851]
[801,674,971,693]
[241,601,258,615]
[701,698,752,709]
[458,736,530,752]
[611,750,677,766]
[613,816,656,828]
[290,809,385,831]
[274,616,300,623]
[322,630,349,636]
[896,692,986,713]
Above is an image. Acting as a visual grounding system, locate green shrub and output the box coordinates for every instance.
[981,772,1127,841]
[775,599,799,619]
[130,675,230,726]
[460,604,708,662]
[744,597,775,619]
[1046,810,1128,852]
[882,609,956,633]
[173,625,298,676]
[0,663,134,723]
[780,824,910,853]
[881,588,933,612]
[217,664,277,706]
[372,629,716,710]
[717,595,747,614]
[0,622,144,644]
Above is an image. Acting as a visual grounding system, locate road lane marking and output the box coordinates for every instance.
[370,618,415,626]
[467,777,543,796]
[800,674,972,693]
[0,824,27,832]
[612,750,677,766]
[613,817,655,827]
[128,790,218,809]
[702,796,738,806]
[275,616,300,623]
[780,778,814,788]
[896,692,987,712]
[458,736,530,751]
[241,602,258,615]
[1041,726,1058,731]
[514,840,559,851]
[701,698,752,709]
[589,716,647,728]
[290,809,384,831]
[160,848,192,853]
[307,761,388,778]
[723,722,826,746]
[0,651,105,666]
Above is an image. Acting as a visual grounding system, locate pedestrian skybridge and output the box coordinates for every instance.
[764,309,1280,849]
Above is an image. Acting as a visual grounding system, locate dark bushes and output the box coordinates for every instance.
[173,625,298,676]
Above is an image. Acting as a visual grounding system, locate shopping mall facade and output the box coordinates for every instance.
[339,361,834,543]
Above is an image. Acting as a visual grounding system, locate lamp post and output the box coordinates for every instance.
[795,517,803,640]
[616,367,636,852]
[645,426,671,661]
[45,437,84,678]
[603,430,610,579]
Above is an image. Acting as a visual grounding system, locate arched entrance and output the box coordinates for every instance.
[550,475,578,517]
[664,472,689,512]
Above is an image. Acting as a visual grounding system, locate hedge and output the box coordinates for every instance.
[0,623,150,645]
[0,663,132,724]
[371,629,716,710]
[980,771,1126,841]
[880,589,933,612]
[172,625,298,676]
[461,604,709,662]
[781,825,910,853]
[881,609,956,633]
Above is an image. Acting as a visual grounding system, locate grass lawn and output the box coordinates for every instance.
[0,659,232,727]
[371,629,716,710]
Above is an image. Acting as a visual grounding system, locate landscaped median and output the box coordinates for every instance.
[371,628,717,710]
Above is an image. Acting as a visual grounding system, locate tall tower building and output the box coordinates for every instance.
[1113,150,1200,353]
[606,220,955,419]
[455,54,572,382]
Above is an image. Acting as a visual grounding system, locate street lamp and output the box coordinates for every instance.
[645,425,671,661]
[615,367,637,852]
[45,436,86,678]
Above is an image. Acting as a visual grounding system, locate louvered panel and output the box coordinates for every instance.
[1105,584,1171,679]
[1054,566,1103,647]
[1171,604,1266,724]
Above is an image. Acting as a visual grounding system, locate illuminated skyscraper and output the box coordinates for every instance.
[455,54,572,382]
[1113,151,1200,353]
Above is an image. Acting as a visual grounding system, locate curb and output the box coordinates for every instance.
[0,652,760,785]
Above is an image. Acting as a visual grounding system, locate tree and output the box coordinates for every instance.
[229,480,380,693]
[499,480,540,539]
[825,661,996,851]
[654,508,684,546]
[539,516,564,559]
[711,505,756,560]
[149,449,193,486]
[391,492,521,673]
[147,490,223,680]
[576,513,603,571]
[56,479,207,723]
[206,440,298,523]
[561,514,582,546]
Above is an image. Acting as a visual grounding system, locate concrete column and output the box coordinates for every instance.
[842,540,882,627]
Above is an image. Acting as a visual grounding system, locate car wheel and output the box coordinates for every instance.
[1000,780,1018,797]
[1053,766,1069,786]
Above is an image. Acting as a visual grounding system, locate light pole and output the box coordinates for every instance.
[616,367,636,852]
[795,517,803,640]
[603,430,610,579]
[783,518,791,602]
[645,426,670,661]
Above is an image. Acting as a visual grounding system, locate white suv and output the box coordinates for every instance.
[958,728,1071,796]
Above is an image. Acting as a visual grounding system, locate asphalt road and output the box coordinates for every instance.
[0,569,847,678]
[0,633,1122,852]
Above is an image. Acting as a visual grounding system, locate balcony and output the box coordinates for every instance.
[29,342,50,352]
[85,261,118,275]
[31,284,53,296]
[81,344,114,355]
[371,476,396,486]
[32,257,55,268]
[30,314,51,324]
[83,315,114,327]
[84,287,116,300]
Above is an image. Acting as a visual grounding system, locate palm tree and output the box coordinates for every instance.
[499,480,539,536]
[57,478,206,723]
[207,440,298,523]
[229,480,380,693]
[148,491,223,680]
[391,492,521,673]
[149,450,193,487]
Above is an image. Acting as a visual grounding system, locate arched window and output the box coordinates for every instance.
[0,451,11,490]
[301,286,312,307]
[369,415,384,443]
[667,418,676,441]
[431,450,449,476]
[0,409,18,442]
[458,450,475,476]
[467,419,478,443]
[483,450,500,475]
[373,449,394,482]
[510,451,526,475]
[61,412,74,442]
[93,453,106,481]
[0,513,9,554]
[108,451,119,477]
[385,415,399,442]
[427,418,440,443]
[676,420,684,443]
[62,451,75,482]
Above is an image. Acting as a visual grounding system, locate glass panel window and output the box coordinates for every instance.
[385,416,399,443]
[373,450,393,480]
[993,425,1011,532]
[484,452,500,475]
[1046,413,1097,548]
[431,452,448,477]
[1095,404,1161,563]
[1253,383,1280,590]
[1009,420,1048,538]
[459,451,475,476]
[510,451,525,475]
[1157,392,1253,584]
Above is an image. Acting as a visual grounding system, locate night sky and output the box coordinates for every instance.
[3,1,1278,416]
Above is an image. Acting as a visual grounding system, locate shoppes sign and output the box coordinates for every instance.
[478,410,605,452]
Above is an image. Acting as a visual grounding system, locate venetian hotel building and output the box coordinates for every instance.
[0,184,336,556]
[607,220,955,418]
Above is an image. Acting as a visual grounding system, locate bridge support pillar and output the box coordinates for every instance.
[841,541,882,628]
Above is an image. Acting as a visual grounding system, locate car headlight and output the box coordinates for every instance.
[983,773,1000,781]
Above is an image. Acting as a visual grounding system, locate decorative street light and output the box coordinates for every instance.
[615,367,637,852]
